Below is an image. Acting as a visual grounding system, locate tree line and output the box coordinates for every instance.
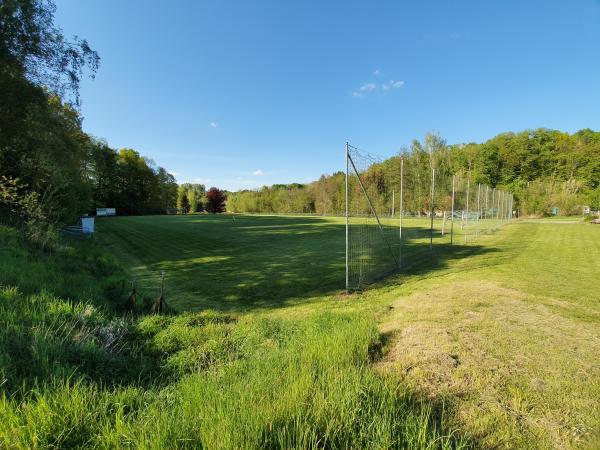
[227,129,600,217]
[176,184,226,214]
[0,0,179,239]
[0,0,231,243]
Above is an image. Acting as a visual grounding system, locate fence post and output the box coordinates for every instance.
[345,142,349,292]
[430,167,435,252]
[442,211,446,235]
[399,159,404,241]
[450,175,455,245]
[399,158,404,267]
[465,176,470,244]
[485,185,489,225]
[496,189,501,227]
[476,183,481,238]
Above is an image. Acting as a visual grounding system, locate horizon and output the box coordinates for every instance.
[54,0,600,190]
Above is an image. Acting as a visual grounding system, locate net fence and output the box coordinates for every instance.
[346,143,513,291]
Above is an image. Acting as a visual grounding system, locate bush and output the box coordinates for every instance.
[0,176,58,248]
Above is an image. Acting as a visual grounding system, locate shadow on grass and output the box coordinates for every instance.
[101,215,500,313]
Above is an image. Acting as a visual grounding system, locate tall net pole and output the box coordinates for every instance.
[464,177,470,244]
[450,175,455,246]
[399,158,404,267]
[345,142,349,293]
[485,185,489,223]
[476,183,481,238]
[430,167,435,252]
[399,158,404,241]
[496,189,500,226]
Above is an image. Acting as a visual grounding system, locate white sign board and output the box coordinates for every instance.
[96,208,116,216]
[81,217,95,234]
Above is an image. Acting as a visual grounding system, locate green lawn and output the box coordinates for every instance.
[378,220,600,449]
[97,214,347,311]
[2,215,598,448]
[96,213,506,311]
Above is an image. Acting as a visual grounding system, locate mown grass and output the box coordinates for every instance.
[96,214,499,312]
[378,220,600,449]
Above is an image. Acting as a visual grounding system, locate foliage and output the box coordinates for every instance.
[177,183,205,213]
[0,0,100,104]
[179,192,190,213]
[0,0,177,236]
[227,129,600,217]
[0,176,58,247]
[206,187,226,213]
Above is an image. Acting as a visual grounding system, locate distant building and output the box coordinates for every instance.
[96,208,116,216]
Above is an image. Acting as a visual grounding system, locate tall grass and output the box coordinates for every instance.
[0,225,466,449]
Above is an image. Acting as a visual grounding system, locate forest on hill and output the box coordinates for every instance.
[227,129,600,217]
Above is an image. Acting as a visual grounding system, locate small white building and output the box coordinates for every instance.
[96,207,116,217]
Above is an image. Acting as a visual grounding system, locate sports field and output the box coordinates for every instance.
[98,214,346,311]
[97,214,504,312]
[95,215,600,448]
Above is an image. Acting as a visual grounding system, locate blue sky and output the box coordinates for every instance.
[54,0,600,191]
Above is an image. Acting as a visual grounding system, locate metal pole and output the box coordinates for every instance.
[399,158,403,268]
[465,176,470,244]
[345,142,349,292]
[485,185,489,229]
[500,191,504,224]
[430,167,435,252]
[442,210,446,235]
[450,175,455,245]
[399,159,404,241]
[476,183,481,238]
[496,189,500,227]
[490,188,496,229]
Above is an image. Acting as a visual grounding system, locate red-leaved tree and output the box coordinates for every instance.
[206,187,226,213]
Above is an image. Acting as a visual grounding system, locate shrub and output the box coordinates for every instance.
[0,176,58,248]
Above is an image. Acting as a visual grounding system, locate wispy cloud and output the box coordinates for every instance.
[209,122,218,128]
[352,75,405,98]
[359,82,376,92]
[168,171,179,177]
[382,79,405,90]
[252,169,264,176]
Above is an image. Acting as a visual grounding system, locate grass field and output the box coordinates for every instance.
[97,214,600,448]
[96,214,504,312]
[1,215,599,448]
